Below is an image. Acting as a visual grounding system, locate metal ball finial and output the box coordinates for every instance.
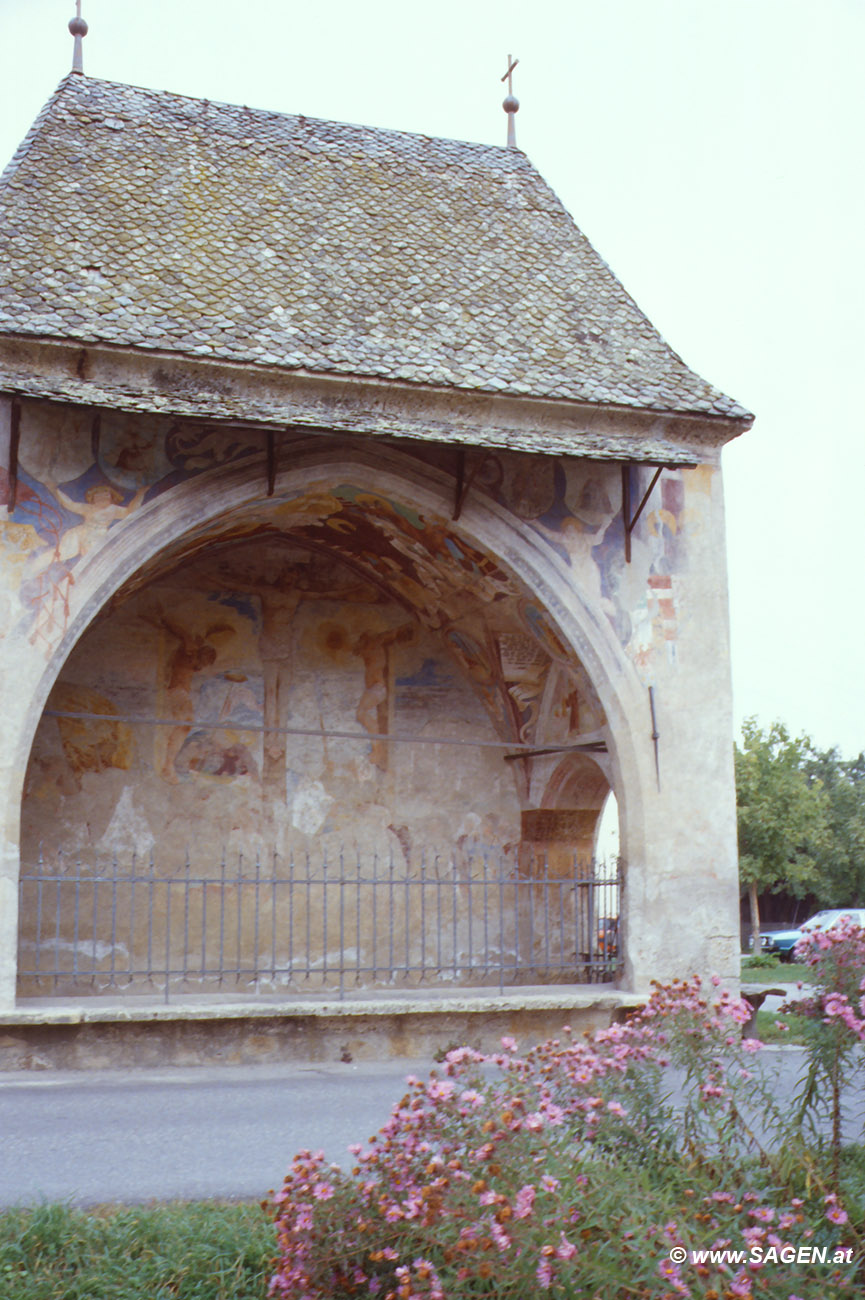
[501,55,520,148]
[69,3,88,74]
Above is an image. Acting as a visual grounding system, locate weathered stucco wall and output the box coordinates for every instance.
[0,393,740,1005]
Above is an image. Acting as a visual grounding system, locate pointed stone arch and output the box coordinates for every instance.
[2,439,664,1003]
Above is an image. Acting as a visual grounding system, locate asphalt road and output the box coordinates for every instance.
[2,1047,863,1209]
[0,1059,429,1208]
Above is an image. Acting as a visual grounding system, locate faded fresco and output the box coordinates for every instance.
[1,404,261,655]
[21,538,525,866]
[2,402,701,673]
[4,398,727,994]
[467,452,690,668]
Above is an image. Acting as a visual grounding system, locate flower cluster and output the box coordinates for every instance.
[269,977,859,1299]
[791,916,865,1042]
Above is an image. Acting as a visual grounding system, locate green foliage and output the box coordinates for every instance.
[735,718,827,898]
[752,1008,803,1044]
[781,918,865,1187]
[741,958,812,983]
[741,952,782,971]
[805,747,865,906]
[735,719,865,909]
[0,1200,275,1300]
[269,979,864,1298]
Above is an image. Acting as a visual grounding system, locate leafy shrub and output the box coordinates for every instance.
[742,953,782,970]
[270,977,863,1298]
[785,917,865,1184]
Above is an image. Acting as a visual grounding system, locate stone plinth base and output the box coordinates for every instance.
[0,986,645,1072]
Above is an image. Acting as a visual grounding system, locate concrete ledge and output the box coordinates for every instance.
[0,986,647,1071]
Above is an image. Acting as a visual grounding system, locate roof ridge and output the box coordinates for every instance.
[53,72,523,161]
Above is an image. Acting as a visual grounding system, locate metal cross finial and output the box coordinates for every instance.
[501,55,518,96]
[69,1,89,75]
[501,54,520,148]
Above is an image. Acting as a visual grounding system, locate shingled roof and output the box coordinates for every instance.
[0,74,750,426]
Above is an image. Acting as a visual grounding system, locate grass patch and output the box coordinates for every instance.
[752,1007,806,1044]
[0,1200,275,1300]
[741,957,813,983]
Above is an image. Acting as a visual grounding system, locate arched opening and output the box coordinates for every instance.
[13,448,642,1000]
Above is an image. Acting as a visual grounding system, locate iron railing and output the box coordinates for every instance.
[17,849,621,1002]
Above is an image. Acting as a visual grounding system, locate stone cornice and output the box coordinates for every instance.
[0,335,750,464]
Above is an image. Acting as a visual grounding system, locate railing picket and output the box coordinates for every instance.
[16,846,619,1000]
[339,845,345,999]
[419,850,426,983]
[183,852,190,991]
[164,876,171,1005]
[372,848,378,983]
[451,848,458,982]
[355,845,361,988]
[218,849,226,990]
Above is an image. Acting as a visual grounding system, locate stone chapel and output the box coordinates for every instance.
[0,38,753,1020]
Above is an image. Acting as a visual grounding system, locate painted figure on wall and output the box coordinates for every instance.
[151,609,232,783]
[21,476,149,654]
[209,549,378,790]
[27,479,149,572]
[352,622,415,769]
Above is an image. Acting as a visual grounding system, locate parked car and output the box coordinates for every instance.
[758,908,865,960]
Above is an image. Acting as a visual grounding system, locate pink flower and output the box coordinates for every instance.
[489,1218,512,1252]
[312,1182,333,1200]
[426,1078,455,1101]
[501,1035,518,1052]
[540,1174,560,1193]
[514,1184,536,1219]
[825,1200,848,1225]
[556,1233,577,1260]
[729,1269,754,1296]
[536,1254,553,1288]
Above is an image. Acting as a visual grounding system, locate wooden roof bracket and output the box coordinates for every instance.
[622,461,664,562]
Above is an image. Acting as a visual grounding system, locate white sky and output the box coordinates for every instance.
[2,0,863,758]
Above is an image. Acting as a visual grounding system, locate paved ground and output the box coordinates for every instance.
[0,1058,430,1208]
[3,1045,864,1210]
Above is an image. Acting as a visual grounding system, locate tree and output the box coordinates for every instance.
[735,719,828,954]
[804,746,865,907]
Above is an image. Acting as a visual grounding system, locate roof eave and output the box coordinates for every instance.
[0,333,752,466]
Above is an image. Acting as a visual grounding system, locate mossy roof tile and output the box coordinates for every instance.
[0,74,750,424]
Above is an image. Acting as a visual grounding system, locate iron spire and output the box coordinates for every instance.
[69,1,88,75]
[501,55,519,148]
